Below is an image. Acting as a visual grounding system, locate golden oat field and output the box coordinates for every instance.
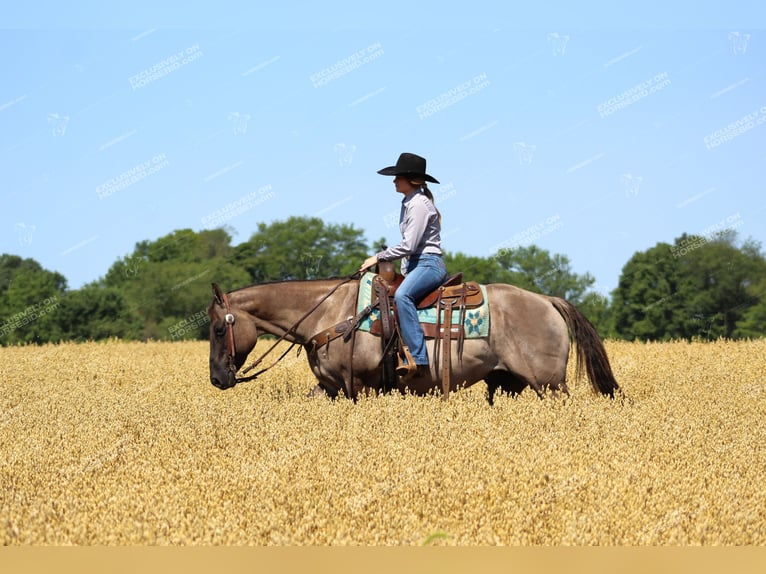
[1,338,765,545]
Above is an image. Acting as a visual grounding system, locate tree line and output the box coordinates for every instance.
[1,216,764,345]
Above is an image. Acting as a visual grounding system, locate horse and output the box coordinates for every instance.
[207,274,620,403]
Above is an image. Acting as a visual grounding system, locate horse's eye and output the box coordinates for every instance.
[215,325,226,337]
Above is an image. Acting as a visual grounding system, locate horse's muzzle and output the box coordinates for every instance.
[210,372,237,390]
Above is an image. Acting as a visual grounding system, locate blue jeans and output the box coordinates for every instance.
[394,254,448,365]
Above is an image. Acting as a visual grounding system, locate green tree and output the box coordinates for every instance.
[443,251,509,284]
[676,232,763,338]
[495,245,595,304]
[57,284,142,341]
[101,228,249,340]
[734,278,766,338]
[578,291,615,339]
[0,254,67,345]
[611,242,683,340]
[135,228,233,263]
[232,216,368,282]
[612,232,766,340]
[446,246,610,335]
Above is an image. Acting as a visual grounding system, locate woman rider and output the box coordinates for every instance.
[360,152,447,380]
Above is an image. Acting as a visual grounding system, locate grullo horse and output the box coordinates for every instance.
[207,276,619,403]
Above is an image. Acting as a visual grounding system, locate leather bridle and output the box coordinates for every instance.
[217,274,360,384]
[219,290,240,377]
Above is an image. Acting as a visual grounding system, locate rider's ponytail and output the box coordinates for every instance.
[410,179,441,224]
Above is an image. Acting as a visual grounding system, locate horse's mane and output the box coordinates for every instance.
[227,275,356,294]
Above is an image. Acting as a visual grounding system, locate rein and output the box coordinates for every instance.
[221,273,361,384]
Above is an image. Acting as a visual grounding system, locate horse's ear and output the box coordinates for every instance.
[212,283,224,306]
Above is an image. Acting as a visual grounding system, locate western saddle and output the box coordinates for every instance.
[309,262,484,400]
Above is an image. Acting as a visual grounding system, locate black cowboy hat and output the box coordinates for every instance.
[377,152,439,184]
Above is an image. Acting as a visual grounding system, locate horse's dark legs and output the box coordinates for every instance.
[546,378,570,398]
[484,370,528,405]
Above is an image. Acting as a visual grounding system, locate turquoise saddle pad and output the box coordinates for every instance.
[356,272,490,338]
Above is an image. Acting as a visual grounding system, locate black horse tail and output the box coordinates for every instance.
[549,297,620,398]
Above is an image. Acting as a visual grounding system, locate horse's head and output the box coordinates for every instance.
[207,283,258,390]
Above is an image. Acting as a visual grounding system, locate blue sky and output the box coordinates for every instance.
[2,2,765,299]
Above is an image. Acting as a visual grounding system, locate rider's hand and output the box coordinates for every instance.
[360,255,378,272]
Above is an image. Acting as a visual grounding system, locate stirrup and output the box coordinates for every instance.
[396,363,418,378]
[399,364,430,381]
[396,345,416,377]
